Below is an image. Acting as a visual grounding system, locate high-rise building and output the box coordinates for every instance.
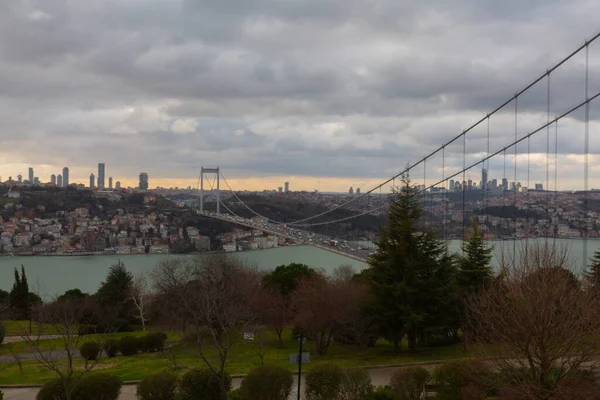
[109,177,113,189]
[535,183,544,191]
[468,179,473,191]
[50,174,56,185]
[491,179,498,188]
[17,175,22,183]
[349,186,354,195]
[278,187,282,193]
[62,167,69,187]
[449,179,455,192]
[98,163,105,189]
[356,188,361,194]
[34,177,40,186]
[502,178,508,191]
[90,173,95,189]
[115,181,121,190]
[139,172,149,190]
[481,168,488,191]
[284,182,289,193]
[28,167,34,184]
[57,175,63,187]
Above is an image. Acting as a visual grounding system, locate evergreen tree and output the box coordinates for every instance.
[97,260,133,305]
[9,265,30,320]
[456,218,493,293]
[584,248,600,289]
[262,263,315,296]
[367,175,457,351]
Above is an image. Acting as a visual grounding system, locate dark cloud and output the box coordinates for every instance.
[1,0,600,189]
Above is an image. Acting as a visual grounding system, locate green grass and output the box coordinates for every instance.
[2,320,63,336]
[0,328,470,385]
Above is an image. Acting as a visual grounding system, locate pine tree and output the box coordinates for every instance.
[367,175,457,351]
[96,260,134,325]
[584,248,600,289]
[456,218,493,293]
[9,265,30,320]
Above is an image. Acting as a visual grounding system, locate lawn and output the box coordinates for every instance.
[2,320,62,336]
[0,328,470,385]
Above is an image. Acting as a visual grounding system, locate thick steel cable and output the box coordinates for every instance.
[513,97,518,259]
[584,43,590,270]
[288,92,600,227]
[216,31,600,227]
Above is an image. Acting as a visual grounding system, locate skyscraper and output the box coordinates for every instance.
[90,173,95,189]
[50,174,56,185]
[115,181,121,190]
[449,179,455,191]
[356,188,361,194]
[481,168,488,191]
[109,177,113,189]
[62,167,69,187]
[278,187,282,193]
[34,177,40,186]
[284,182,289,193]
[57,175,63,187]
[502,178,508,191]
[17,175,22,183]
[139,172,149,190]
[98,163,105,189]
[349,186,354,195]
[28,167,34,184]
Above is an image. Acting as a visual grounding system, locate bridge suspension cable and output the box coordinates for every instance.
[216,30,600,228]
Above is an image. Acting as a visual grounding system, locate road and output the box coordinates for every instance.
[201,211,374,262]
[1,364,441,399]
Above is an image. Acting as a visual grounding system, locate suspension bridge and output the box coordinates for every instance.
[195,30,600,266]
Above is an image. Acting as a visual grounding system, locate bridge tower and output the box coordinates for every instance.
[200,167,220,214]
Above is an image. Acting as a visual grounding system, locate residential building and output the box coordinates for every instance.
[57,175,63,187]
[109,177,113,189]
[284,182,289,193]
[28,167,34,184]
[90,173,95,189]
[115,181,121,190]
[50,174,56,185]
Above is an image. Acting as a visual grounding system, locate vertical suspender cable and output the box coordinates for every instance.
[514,97,518,260]
[546,73,551,240]
[584,43,590,271]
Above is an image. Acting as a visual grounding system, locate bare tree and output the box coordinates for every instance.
[21,297,104,400]
[153,254,261,399]
[256,288,289,346]
[292,271,366,355]
[128,271,151,331]
[466,242,600,399]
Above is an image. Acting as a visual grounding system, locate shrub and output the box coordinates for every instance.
[434,361,491,400]
[141,332,167,353]
[80,342,102,361]
[36,379,66,400]
[367,386,394,400]
[390,367,430,400]
[103,339,119,358]
[136,372,177,400]
[0,389,3,400]
[339,368,373,400]
[119,336,140,356]
[0,321,4,345]
[228,389,244,400]
[240,365,293,400]
[70,373,122,400]
[78,325,99,336]
[305,363,344,400]
[179,369,232,400]
[113,318,134,333]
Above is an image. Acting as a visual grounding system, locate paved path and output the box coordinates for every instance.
[0,365,441,400]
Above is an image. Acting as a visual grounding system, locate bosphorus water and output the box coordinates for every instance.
[0,239,598,298]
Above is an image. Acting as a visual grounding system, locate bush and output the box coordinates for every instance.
[0,389,3,400]
[228,389,244,400]
[340,369,373,400]
[103,339,119,358]
[367,386,394,400]
[119,336,140,356]
[240,365,293,400]
[78,325,99,336]
[179,369,232,400]
[434,361,491,400]
[390,367,430,400]
[141,332,167,353]
[80,342,102,361]
[0,321,4,345]
[136,372,177,400]
[70,373,122,400]
[113,318,134,333]
[305,363,344,400]
[36,379,66,400]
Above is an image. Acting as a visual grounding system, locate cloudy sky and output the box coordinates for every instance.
[1,0,600,191]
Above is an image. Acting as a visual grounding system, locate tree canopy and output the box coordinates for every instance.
[9,265,30,320]
[262,263,316,296]
[456,218,494,293]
